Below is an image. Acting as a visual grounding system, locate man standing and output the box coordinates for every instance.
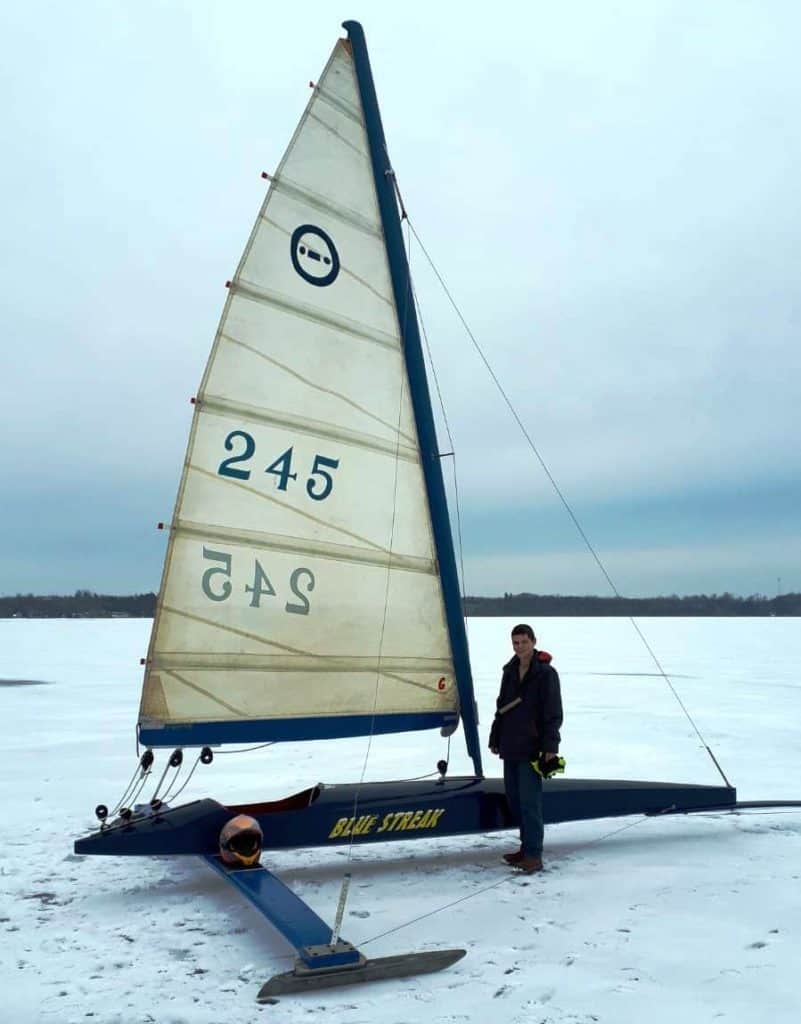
[489,623,563,873]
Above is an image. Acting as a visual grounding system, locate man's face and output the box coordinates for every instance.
[512,633,535,659]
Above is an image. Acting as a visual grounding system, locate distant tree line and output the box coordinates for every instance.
[2,589,800,617]
[463,592,801,616]
[1,590,157,618]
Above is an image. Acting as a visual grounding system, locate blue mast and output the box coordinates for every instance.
[344,20,483,778]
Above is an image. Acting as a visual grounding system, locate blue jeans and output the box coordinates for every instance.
[503,759,544,857]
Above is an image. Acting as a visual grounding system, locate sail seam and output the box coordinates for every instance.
[229,279,398,348]
[307,109,366,158]
[158,607,448,695]
[186,464,392,551]
[164,669,247,717]
[197,396,419,462]
[220,333,415,444]
[267,174,380,237]
[162,603,325,656]
[312,87,361,125]
[153,654,452,673]
[175,518,437,574]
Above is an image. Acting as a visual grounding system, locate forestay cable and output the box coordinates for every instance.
[404,219,732,790]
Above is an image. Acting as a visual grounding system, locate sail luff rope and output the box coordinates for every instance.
[405,219,732,790]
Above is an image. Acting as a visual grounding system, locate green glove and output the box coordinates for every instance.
[532,753,566,779]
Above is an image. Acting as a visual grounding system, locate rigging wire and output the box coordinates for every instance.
[357,792,801,948]
[404,218,732,790]
[411,279,469,599]
[335,207,416,919]
[359,814,652,948]
[340,216,456,870]
[357,796,798,948]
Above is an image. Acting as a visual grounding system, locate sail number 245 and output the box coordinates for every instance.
[218,430,339,501]
[202,547,314,614]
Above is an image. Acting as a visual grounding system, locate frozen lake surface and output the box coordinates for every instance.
[1,616,800,1023]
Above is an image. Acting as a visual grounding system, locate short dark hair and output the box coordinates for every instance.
[511,623,535,642]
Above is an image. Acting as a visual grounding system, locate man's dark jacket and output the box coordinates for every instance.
[488,650,563,762]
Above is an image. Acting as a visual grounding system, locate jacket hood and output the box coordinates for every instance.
[503,649,553,670]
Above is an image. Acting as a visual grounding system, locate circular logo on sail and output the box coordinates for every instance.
[290,225,340,287]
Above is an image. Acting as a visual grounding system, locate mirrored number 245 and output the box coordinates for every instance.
[218,431,339,502]
[201,547,315,614]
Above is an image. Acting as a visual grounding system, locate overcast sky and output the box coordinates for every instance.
[3,1,799,598]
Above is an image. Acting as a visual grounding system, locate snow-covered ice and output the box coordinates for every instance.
[1,616,799,1023]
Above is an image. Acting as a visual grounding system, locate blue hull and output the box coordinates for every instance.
[74,776,736,857]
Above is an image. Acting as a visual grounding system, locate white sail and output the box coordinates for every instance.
[139,38,460,746]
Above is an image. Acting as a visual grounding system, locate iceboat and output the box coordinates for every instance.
[75,19,777,999]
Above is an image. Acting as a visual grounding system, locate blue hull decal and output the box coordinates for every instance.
[344,20,484,778]
[138,711,457,748]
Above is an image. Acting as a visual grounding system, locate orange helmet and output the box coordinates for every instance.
[219,814,263,867]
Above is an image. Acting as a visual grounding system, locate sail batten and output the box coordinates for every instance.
[181,466,418,553]
[174,520,437,574]
[227,280,399,348]
[264,175,382,237]
[311,86,362,124]
[153,653,453,673]
[219,334,416,441]
[197,398,418,460]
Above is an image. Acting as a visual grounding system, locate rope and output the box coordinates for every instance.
[122,769,152,812]
[150,756,176,804]
[166,753,203,804]
[405,220,732,790]
[109,763,148,817]
[159,761,183,804]
[216,742,275,755]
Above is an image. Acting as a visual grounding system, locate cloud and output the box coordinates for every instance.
[3,1,800,595]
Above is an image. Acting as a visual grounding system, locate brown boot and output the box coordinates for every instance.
[515,855,543,874]
[503,848,524,865]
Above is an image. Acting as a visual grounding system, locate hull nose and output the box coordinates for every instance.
[74,799,230,856]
